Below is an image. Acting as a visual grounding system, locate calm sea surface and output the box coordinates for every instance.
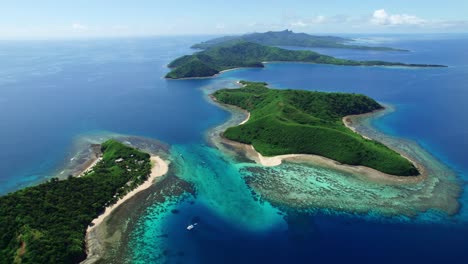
[0,34,467,263]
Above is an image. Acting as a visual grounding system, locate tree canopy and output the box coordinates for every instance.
[0,140,153,263]
[213,81,419,176]
[166,41,445,79]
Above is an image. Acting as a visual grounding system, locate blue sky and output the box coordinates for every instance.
[1,0,467,39]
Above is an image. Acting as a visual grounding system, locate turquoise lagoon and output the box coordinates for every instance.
[0,35,467,263]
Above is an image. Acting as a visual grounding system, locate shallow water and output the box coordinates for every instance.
[1,35,467,263]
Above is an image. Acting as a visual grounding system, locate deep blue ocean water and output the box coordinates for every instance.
[0,36,227,193]
[1,34,467,263]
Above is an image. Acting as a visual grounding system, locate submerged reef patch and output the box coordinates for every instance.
[211,97,461,216]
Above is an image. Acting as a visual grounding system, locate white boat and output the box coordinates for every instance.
[186,223,198,230]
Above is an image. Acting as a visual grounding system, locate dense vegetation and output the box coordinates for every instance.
[166,41,446,79]
[0,140,153,264]
[213,81,419,176]
[191,29,408,51]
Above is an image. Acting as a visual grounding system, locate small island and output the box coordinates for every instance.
[166,41,446,79]
[213,81,419,176]
[0,140,167,263]
[191,29,408,51]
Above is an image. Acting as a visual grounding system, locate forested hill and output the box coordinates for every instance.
[166,41,446,79]
[191,29,408,51]
[212,81,419,176]
[0,140,153,264]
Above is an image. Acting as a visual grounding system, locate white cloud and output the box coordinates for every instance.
[289,16,329,28]
[72,23,88,31]
[268,9,468,33]
[371,9,426,26]
[314,15,326,24]
[290,21,307,27]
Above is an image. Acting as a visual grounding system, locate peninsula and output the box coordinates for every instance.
[191,29,408,51]
[166,41,446,79]
[0,140,167,264]
[212,81,419,176]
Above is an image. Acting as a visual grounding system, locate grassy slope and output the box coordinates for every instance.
[0,140,152,264]
[166,41,445,79]
[213,81,419,176]
[191,30,407,51]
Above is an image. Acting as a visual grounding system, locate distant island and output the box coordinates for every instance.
[191,29,408,51]
[0,140,167,263]
[212,81,419,176]
[166,41,446,79]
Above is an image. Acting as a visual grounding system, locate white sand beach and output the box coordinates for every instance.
[217,106,426,184]
[87,156,168,229]
[78,157,102,177]
[82,155,169,264]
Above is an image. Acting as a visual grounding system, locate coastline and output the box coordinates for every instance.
[164,66,260,80]
[208,94,460,215]
[239,112,250,125]
[222,136,426,184]
[58,143,102,178]
[82,155,169,264]
[342,109,423,174]
[165,60,447,80]
[342,115,372,140]
[211,96,426,184]
[78,156,102,177]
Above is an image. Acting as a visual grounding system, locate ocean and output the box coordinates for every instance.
[0,34,467,263]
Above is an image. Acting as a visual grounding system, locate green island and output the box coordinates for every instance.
[166,41,446,79]
[0,140,152,264]
[191,29,408,51]
[213,81,419,176]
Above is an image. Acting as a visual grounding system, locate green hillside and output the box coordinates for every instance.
[213,81,419,176]
[191,29,408,51]
[166,41,446,79]
[0,140,153,264]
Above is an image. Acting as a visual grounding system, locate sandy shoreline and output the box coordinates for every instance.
[78,157,102,177]
[164,59,444,81]
[82,155,169,264]
[239,112,250,125]
[164,66,261,80]
[343,115,372,140]
[209,94,460,215]
[213,97,426,184]
[230,139,425,184]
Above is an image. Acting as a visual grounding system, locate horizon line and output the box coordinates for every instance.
[0,31,468,42]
